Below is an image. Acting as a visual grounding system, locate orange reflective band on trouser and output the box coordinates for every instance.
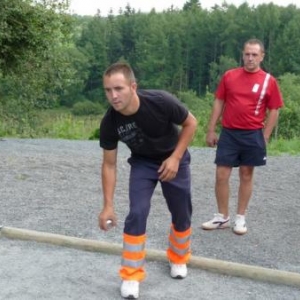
[167,225,191,264]
[119,233,147,282]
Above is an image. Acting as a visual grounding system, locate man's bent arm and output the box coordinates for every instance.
[263,109,279,142]
[171,112,198,161]
[158,112,197,182]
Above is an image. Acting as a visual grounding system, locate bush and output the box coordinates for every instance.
[72,100,104,116]
[89,127,100,140]
[177,90,215,147]
[277,73,300,139]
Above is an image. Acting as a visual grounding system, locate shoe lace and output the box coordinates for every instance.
[172,263,185,270]
[123,280,138,288]
[235,217,245,227]
[213,213,227,222]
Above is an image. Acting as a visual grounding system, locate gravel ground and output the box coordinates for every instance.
[1,138,300,300]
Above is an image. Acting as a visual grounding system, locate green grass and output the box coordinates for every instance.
[267,138,300,156]
[1,109,300,156]
[36,110,100,140]
[0,109,100,140]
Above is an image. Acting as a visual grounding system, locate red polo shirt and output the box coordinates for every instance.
[216,67,283,129]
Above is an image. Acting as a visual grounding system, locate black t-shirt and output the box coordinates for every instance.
[99,89,188,162]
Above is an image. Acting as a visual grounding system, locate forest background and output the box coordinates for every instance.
[1,0,300,154]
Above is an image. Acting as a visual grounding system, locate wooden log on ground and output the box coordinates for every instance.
[1,226,300,288]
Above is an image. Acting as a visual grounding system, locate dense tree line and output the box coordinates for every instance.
[1,0,300,138]
[73,0,300,99]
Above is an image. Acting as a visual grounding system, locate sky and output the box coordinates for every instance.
[69,0,299,16]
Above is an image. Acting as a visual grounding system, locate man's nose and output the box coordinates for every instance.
[111,90,118,98]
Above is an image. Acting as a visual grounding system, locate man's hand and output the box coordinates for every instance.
[206,131,218,147]
[264,136,270,144]
[158,156,180,182]
[98,208,117,231]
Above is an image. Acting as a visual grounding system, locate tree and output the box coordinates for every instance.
[254,3,281,73]
[0,0,71,74]
[209,55,238,92]
[183,0,201,11]
[0,0,73,134]
[273,13,300,75]
[164,11,186,93]
[276,73,300,138]
[76,15,109,103]
[135,12,169,89]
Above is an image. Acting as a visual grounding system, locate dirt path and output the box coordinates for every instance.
[1,138,300,299]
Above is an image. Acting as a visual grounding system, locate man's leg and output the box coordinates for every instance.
[201,165,232,230]
[237,165,254,215]
[232,165,254,235]
[120,159,158,299]
[161,152,192,232]
[161,152,192,279]
[215,165,232,218]
[202,127,238,230]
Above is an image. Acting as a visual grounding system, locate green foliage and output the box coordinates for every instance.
[58,46,90,107]
[177,90,214,146]
[0,109,100,140]
[2,1,300,142]
[178,90,213,116]
[76,15,109,102]
[2,109,300,156]
[71,2,300,101]
[267,138,300,156]
[209,55,239,92]
[72,100,104,116]
[135,13,169,89]
[276,73,300,138]
[85,88,104,102]
[49,115,90,139]
[89,127,100,140]
[270,8,300,75]
[0,0,74,134]
[42,110,101,140]
[0,0,72,74]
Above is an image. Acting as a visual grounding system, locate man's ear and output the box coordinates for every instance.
[131,82,137,91]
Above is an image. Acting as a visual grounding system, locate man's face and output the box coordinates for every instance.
[103,73,137,114]
[242,43,264,72]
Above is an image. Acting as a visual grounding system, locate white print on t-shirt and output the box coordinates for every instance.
[117,122,137,135]
[254,73,270,116]
[252,84,259,93]
[117,121,144,148]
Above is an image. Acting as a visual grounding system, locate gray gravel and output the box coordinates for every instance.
[1,138,300,300]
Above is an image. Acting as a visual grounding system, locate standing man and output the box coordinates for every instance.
[202,38,283,235]
[98,62,197,299]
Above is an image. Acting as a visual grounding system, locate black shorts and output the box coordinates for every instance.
[215,128,267,167]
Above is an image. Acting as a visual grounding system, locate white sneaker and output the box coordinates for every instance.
[201,213,230,230]
[120,280,139,299]
[170,263,187,279]
[233,215,247,235]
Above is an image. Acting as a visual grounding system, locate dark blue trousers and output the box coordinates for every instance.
[124,151,192,236]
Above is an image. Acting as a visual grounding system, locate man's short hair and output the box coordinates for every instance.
[103,62,136,83]
[243,38,265,53]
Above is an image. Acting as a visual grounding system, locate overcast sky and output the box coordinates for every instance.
[69,0,299,16]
